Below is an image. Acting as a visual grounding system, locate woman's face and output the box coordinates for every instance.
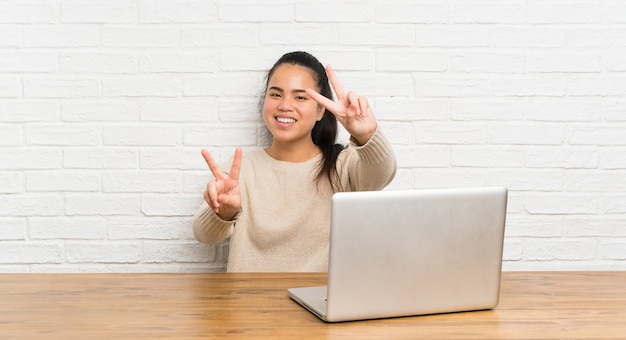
[263,64,324,146]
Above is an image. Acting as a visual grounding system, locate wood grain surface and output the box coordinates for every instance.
[1,271,625,339]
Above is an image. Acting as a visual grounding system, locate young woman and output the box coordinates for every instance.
[192,51,396,272]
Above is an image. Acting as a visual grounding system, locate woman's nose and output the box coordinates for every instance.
[278,98,293,111]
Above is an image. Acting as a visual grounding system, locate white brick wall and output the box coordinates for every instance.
[1,0,625,272]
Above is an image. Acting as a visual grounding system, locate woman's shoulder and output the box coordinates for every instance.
[243,148,268,160]
[337,140,358,157]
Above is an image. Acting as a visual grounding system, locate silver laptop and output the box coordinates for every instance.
[288,187,508,322]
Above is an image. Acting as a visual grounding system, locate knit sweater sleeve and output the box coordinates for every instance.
[342,127,397,191]
[192,200,237,245]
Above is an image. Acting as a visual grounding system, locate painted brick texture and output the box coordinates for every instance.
[1,0,625,272]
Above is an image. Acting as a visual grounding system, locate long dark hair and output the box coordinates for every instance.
[263,51,345,191]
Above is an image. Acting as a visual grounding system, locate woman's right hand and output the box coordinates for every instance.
[201,147,243,221]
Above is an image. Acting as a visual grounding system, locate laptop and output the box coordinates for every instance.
[288,187,508,322]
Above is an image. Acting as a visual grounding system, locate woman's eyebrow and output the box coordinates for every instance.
[269,86,307,94]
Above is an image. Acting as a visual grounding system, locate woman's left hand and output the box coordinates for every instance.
[306,65,377,146]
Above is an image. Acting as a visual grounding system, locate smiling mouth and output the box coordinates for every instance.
[276,117,296,124]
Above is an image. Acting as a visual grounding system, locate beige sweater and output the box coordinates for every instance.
[192,129,396,272]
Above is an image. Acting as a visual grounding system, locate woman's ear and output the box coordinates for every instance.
[316,105,325,121]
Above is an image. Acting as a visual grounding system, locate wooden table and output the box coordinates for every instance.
[1,272,625,339]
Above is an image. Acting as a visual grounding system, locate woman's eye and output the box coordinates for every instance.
[296,96,306,101]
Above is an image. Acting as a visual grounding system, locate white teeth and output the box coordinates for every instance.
[277,117,296,123]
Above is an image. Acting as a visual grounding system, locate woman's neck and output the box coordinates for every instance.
[265,141,321,163]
